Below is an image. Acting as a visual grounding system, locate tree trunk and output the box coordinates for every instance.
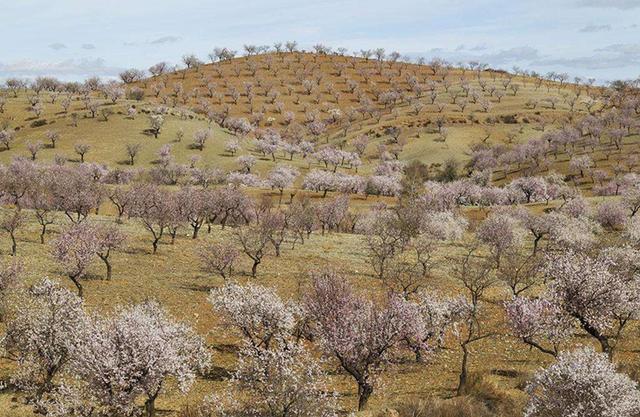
[40,224,47,244]
[579,316,612,358]
[414,347,423,363]
[145,395,157,417]
[532,235,542,255]
[69,275,83,298]
[523,337,557,357]
[152,238,159,254]
[357,381,374,411]
[10,233,17,256]
[251,259,260,278]
[457,343,469,396]
[99,255,112,280]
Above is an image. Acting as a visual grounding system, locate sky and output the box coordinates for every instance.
[1,0,639,83]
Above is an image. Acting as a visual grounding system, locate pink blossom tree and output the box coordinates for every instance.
[402,291,469,362]
[620,184,640,217]
[595,200,628,230]
[314,194,349,235]
[73,143,91,163]
[50,223,101,297]
[176,186,209,239]
[236,155,257,173]
[192,129,211,151]
[94,223,127,280]
[234,226,271,277]
[412,211,467,279]
[0,260,22,317]
[267,165,299,204]
[130,185,176,254]
[224,138,240,156]
[547,212,600,250]
[1,209,25,256]
[199,242,238,280]
[505,296,572,357]
[360,208,407,279]
[448,245,495,395]
[50,165,104,224]
[302,169,336,198]
[476,211,525,268]
[0,158,38,209]
[569,155,593,178]
[25,172,56,243]
[107,185,136,224]
[305,271,413,411]
[506,176,549,204]
[543,250,640,356]
[515,209,554,254]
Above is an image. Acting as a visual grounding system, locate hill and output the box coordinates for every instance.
[1,49,640,417]
[1,52,600,183]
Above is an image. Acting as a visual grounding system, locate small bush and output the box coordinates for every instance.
[390,373,519,417]
[393,397,494,417]
[461,373,515,411]
[127,86,145,101]
[500,114,518,124]
[30,119,47,128]
[179,405,210,417]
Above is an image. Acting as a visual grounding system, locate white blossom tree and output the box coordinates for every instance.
[525,347,640,417]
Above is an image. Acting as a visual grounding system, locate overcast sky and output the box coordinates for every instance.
[1,0,639,83]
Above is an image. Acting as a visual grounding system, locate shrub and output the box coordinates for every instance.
[127,87,145,101]
[393,397,494,417]
[500,114,518,124]
[30,119,48,128]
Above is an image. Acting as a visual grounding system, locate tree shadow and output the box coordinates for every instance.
[176,283,218,293]
[201,365,232,381]
[142,129,157,137]
[211,343,238,354]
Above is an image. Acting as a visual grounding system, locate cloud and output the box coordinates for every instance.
[414,46,543,68]
[149,36,181,45]
[48,43,67,50]
[595,43,640,54]
[0,58,124,81]
[532,43,640,69]
[479,46,542,64]
[579,24,612,32]
[577,0,640,9]
[81,43,96,50]
[469,44,489,52]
